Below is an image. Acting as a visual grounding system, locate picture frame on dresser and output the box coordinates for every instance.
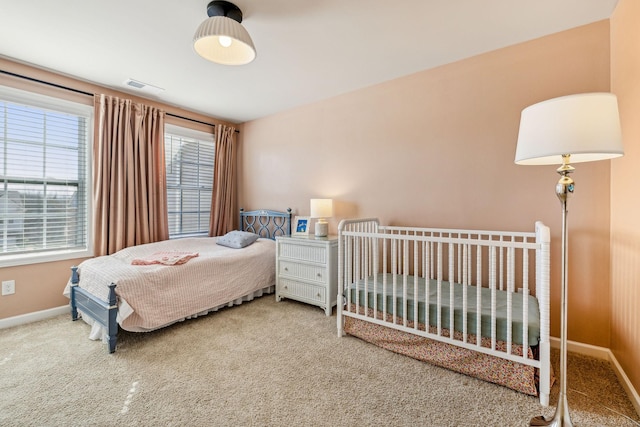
[292,216,310,236]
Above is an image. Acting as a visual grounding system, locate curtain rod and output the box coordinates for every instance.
[166,112,240,133]
[1,69,93,96]
[0,69,239,133]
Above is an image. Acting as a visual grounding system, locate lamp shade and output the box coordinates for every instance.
[515,93,623,165]
[310,199,333,219]
[194,16,256,65]
[193,1,256,66]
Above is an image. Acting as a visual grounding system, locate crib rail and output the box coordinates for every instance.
[337,218,550,405]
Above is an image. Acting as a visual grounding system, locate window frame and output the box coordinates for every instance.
[0,85,93,267]
[164,124,215,239]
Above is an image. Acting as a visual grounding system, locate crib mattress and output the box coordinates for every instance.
[348,273,540,346]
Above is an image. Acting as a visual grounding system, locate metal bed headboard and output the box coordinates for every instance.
[239,208,292,239]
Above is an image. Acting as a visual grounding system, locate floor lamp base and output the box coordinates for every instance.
[530,405,573,427]
[529,392,573,426]
[530,418,573,427]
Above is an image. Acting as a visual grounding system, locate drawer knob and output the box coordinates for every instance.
[284,267,289,271]
[317,273,322,277]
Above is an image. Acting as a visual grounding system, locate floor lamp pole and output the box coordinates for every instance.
[531,154,575,427]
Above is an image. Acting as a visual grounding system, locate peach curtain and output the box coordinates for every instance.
[209,124,237,236]
[93,94,169,255]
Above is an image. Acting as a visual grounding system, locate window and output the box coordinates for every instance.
[0,85,93,266]
[164,125,215,238]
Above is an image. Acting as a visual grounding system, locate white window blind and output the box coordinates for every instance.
[164,125,215,238]
[0,85,92,265]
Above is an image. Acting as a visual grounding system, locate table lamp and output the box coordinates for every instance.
[310,198,333,237]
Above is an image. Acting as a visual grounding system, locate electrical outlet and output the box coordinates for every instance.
[1,280,15,296]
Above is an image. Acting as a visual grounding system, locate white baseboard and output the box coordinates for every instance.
[550,336,640,416]
[609,350,640,417]
[0,305,68,330]
[549,336,611,360]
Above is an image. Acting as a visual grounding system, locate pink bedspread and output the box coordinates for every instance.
[73,237,275,332]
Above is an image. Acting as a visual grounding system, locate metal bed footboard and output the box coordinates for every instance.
[70,266,118,353]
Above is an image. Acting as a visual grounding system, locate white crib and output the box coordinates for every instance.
[337,218,551,406]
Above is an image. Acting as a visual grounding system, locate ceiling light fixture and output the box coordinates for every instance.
[193,1,256,66]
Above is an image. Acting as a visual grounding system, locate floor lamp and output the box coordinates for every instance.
[515,93,624,427]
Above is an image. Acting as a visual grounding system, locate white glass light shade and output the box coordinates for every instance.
[310,199,333,219]
[193,16,256,65]
[515,93,623,165]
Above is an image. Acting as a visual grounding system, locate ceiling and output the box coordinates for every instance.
[0,0,618,124]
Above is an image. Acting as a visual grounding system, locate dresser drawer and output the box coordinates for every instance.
[279,242,327,264]
[279,261,327,284]
[278,278,325,303]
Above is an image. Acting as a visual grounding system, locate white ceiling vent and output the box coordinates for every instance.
[123,79,165,95]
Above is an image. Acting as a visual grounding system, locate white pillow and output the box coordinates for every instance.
[216,230,259,249]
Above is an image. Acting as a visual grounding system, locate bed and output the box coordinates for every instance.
[66,208,291,353]
[337,218,551,406]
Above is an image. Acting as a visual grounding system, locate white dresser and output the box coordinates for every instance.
[275,235,338,316]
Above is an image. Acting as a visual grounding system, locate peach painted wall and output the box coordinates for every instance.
[610,0,640,399]
[240,21,613,346]
[0,57,232,320]
[0,259,87,318]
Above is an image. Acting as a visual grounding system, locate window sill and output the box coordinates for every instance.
[0,248,93,268]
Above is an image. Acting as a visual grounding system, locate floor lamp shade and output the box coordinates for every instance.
[515,93,623,165]
[515,92,623,427]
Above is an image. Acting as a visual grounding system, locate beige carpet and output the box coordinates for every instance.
[1,295,638,427]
